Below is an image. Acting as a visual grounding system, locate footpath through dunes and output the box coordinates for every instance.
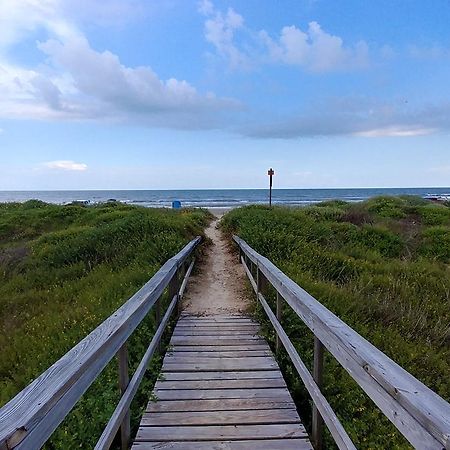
[182,212,250,315]
[132,213,313,449]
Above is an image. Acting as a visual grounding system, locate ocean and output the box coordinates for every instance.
[0,188,449,208]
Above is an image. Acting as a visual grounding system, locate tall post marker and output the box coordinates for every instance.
[268,168,275,207]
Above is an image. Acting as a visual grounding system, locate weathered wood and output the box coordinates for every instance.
[95,294,179,450]
[154,387,292,401]
[166,350,271,358]
[276,291,282,354]
[133,313,312,450]
[256,291,356,450]
[174,326,258,332]
[132,439,313,449]
[160,370,283,381]
[312,337,324,450]
[178,259,195,300]
[0,237,201,450]
[172,330,259,337]
[146,398,296,412]
[162,359,278,372]
[177,318,255,324]
[170,337,264,346]
[175,324,259,330]
[141,409,301,426]
[164,356,274,365]
[135,424,308,441]
[170,344,270,352]
[117,344,130,450]
[155,378,286,390]
[235,235,450,450]
[154,297,161,354]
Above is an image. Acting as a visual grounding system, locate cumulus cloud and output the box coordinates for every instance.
[43,160,88,171]
[199,1,369,72]
[37,36,231,115]
[198,0,249,69]
[0,0,237,127]
[261,22,369,72]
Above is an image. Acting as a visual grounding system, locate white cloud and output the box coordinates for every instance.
[200,2,369,72]
[198,0,214,16]
[240,96,450,139]
[37,36,230,114]
[262,22,369,72]
[199,1,249,69]
[43,160,88,171]
[354,126,436,138]
[0,0,237,127]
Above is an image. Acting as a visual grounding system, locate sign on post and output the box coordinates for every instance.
[268,168,275,207]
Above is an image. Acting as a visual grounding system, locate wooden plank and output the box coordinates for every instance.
[170,337,263,346]
[162,360,278,372]
[153,388,292,401]
[178,319,254,324]
[172,330,259,337]
[140,409,300,426]
[132,439,313,449]
[0,237,201,450]
[134,424,308,441]
[146,398,296,412]
[160,371,283,381]
[179,314,252,319]
[155,378,287,390]
[235,235,450,449]
[163,356,273,365]
[166,350,271,358]
[175,324,259,330]
[170,345,270,352]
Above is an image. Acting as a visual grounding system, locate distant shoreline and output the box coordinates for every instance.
[1,187,449,209]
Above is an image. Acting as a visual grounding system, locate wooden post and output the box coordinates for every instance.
[276,291,282,354]
[155,297,161,353]
[268,168,275,207]
[312,337,324,450]
[169,267,180,316]
[117,343,130,450]
[259,272,269,296]
[256,265,261,310]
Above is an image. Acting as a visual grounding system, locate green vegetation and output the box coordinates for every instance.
[0,200,210,448]
[222,196,450,449]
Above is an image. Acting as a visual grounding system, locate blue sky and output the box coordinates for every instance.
[0,0,449,190]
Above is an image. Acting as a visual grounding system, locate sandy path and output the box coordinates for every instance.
[182,213,250,315]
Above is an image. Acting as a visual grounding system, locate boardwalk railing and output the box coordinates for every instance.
[234,235,450,450]
[0,237,201,450]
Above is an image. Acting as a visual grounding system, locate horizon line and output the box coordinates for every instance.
[0,186,449,192]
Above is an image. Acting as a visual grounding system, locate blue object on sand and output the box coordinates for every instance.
[172,200,181,209]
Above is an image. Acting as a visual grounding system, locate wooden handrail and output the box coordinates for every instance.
[234,235,450,450]
[0,237,201,450]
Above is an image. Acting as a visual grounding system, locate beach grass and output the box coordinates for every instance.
[0,200,210,448]
[221,196,450,449]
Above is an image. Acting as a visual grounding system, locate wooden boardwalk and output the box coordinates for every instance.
[132,314,313,449]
